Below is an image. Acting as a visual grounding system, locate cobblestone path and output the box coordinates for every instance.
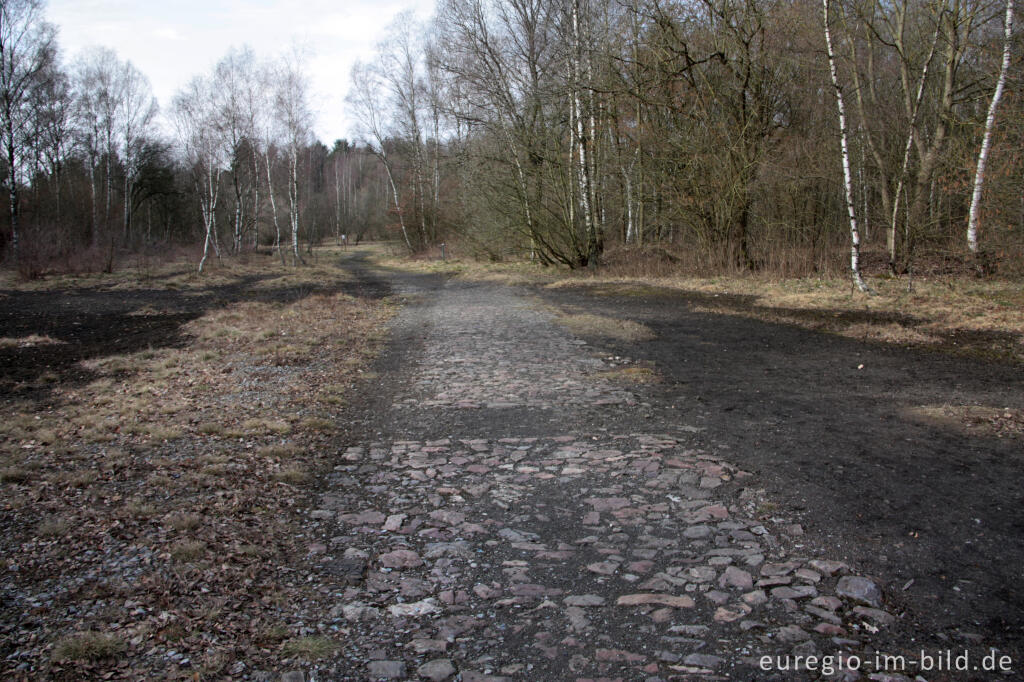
[304,278,899,681]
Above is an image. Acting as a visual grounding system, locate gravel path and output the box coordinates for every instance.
[297,269,907,681]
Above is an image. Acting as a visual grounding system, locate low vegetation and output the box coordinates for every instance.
[0,248,394,678]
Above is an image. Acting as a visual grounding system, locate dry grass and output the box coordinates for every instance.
[0,245,397,677]
[377,248,1022,361]
[551,274,1024,352]
[272,466,311,485]
[0,466,33,484]
[36,517,72,538]
[0,334,65,348]
[281,636,339,660]
[51,632,126,662]
[596,366,661,383]
[904,404,1024,439]
[163,512,202,531]
[553,311,655,342]
[170,539,206,562]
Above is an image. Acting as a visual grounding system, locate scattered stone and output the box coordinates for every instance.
[776,625,811,642]
[586,561,619,575]
[719,566,753,590]
[384,514,407,531]
[417,659,457,681]
[683,525,713,539]
[379,549,424,569]
[595,648,646,663]
[387,598,441,618]
[367,660,407,679]
[684,654,724,668]
[853,606,896,626]
[771,585,817,600]
[809,559,849,576]
[836,576,883,608]
[565,594,606,607]
[617,593,695,608]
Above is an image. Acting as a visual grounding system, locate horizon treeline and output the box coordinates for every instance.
[2,0,1022,279]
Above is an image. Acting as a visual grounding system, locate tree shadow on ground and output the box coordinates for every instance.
[575,281,1022,363]
[0,264,392,403]
[538,282,1024,662]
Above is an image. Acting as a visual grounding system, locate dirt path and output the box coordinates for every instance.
[296,258,966,681]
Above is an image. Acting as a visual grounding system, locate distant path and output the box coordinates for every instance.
[299,256,940,681]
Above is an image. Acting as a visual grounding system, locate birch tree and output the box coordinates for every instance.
[271,49,313,265]
[347,60,413,251]
[0,0,56,262]
[118,59,157,243]
[212,46,260,254]
[823,0,869,292]
[173,76,225,272]
[967,0,1014,259]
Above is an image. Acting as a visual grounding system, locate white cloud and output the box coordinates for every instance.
[47,0,437,142]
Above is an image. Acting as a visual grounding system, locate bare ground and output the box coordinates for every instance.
[2,248,1022,681]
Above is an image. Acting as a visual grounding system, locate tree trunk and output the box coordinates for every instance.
[266,152,285,265]
[967,0,1014,256]
[823,0,869,292]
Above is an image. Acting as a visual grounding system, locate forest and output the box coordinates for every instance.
[2,0,1021,280]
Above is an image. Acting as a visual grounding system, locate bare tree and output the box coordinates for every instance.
[213,46,260,254]
[271,49,313,265]
[173,75,225,272]
[118,59,157,243]
[348,60,413,251]
[0,0,56,262]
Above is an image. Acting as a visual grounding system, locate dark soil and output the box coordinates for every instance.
[0,264,389,400]
[534,281,1024,666]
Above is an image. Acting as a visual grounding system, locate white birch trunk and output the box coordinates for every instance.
[967,0,1014,254]
[265,151,285,265]
[823,0,869,292]
[288,148,302,265]
[383,157,413,252]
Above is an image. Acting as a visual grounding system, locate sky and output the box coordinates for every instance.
[46,0,438,144]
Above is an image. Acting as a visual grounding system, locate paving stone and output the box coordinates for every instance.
[378,549,423,569]
[836,576,883,607]
[367,660,407,679]
[719,566,754,590]
[617,593,695,608]
[564,594,606,607]
[296,283,898,679]
[417,659,457,681]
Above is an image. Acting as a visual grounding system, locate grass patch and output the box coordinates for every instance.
[904,404,1024,439]
[170,540,206,562]
[197,422,225,436]
[555,312,655,342]
[164,511,202,531]
[0,466,33,484]
[259,444,301,459]
[36,517,72,538]
[51,631,126,662]
[0,334,65,348]
[272,466,311,485]
[299,417,334,432]
[596,366,660,383]
[281,636,339,660]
